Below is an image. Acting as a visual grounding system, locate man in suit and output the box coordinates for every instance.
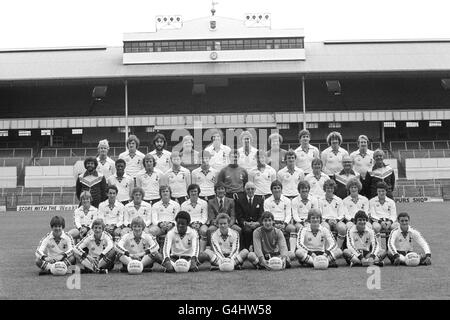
[207,182,240,246]
[235,181,264,250]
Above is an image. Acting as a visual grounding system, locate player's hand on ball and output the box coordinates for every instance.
[394,257,401,266]
[423,256,432,265]
[189,258,199,272]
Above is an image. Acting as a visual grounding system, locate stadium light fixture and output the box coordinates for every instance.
[92,86,108,101]
[441,79,450,90]
[326,80,341,95]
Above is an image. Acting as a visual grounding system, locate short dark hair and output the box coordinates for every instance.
[106,185,118,194]
[284,150,297,161]
[270,180,283,191]
[261,211,274,222]
[84,157,98,169]
[354,210,369,222]
[297,180,310,191]
[175,211,191,225]
[397,212,410,220]
[50,216,65,229]
[115,158,126,167]
[376,181,388,190]
[214,182,226,192]
[152,133,167,147]
[323,179,337,192]
[187,184,201,195]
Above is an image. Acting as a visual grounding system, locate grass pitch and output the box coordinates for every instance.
[0,203,449,300]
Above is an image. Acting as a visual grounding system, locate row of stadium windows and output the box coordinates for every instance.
[123,37,304,53]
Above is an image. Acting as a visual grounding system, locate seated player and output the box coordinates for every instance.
[123,187,152,234]
[115,216,164,272]
[191,150,219,201]
[201,213,258,270]
[97,185,125,240]
[248,212,290,270]
[387,212,431,266]
[149,185,179,244]
[136,153,164,205]
[107,159,134,205]
[343,211,386,267]
[73,218,116,273]
[181,184,208,252]
[369,181,398,241]
[276,150,304,199]
[294,209,342,267]
[291,180,319,232]
[162,211,201,272]
[305,158,330,199]
[263,180,296,252]
[162,151,191,205]
[342,178,370,229]
[68,191,98,242]
[318,179,348,248]
[35,216,75,275]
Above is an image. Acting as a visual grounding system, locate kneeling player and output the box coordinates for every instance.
[343,210,386,267]
[149,185,179,245]
[248,212,290,270]
[97,185,125,241]
[115,216,163,272]
[35,216,75,275]
[369,182,398,242]
[202,213,257,270]
[162,211,201,272]
[387,212,431,266]
[73,219,116,273]
[181,184,208,252]
[294,209,342,267]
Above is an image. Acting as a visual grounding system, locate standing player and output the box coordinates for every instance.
[237,130,258,171]
[180,135,200,172]
[35,216,75,275]
[263,180,296,252]
[76,157,107,208]
[119,134,145,182]
[367,149,395,199]
[181,184,208,252]
[162,151,191,205]
[248,149,277,199]
[294,209,342,267]
[136,153,164,205]
[305,158,330,199]
[191,150,218,201]
[123,187,152,234]
[266,132,287,172]
[333,155,359,199]
[107,159,133,205]
[343,210,385,267]
[321,131,349,177]
[202,213,257,270]
[68,191,98,242]
[318,179,348,249]
[248,212,290,270]
[96,139,116,179]
[294,129,320,175]
[162,211,201,273]
[150,133,172,174]
[276,150,304,199]
[115,217,164,272]
[149,185,179,242]
[204,129,230,171]
[369,182,398,242]
[73,219,116,273]
[217,149,248,199]
[97,185,125,241]
[387,212,432,266]
[342,178,370,229]
[350,135,374,197]
[291,181,319,232]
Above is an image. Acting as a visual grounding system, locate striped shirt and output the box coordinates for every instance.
[73,231,114,259]
[35,232,74,260]
[115,232,159,256]
[346,225,378,257]
[296,225,337,253]
[211,228,240,259]
[388,226,431,256]
[163,226,199,259]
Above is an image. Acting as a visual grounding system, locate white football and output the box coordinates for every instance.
[268,257,284,271]
[219,258,234,272]
[127,260,144,274]
[313,255,329,270]
[50,261,68,276]
[174,258,190,273]
[405,252,420,267]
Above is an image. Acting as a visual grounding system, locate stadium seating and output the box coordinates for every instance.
[405,158,450,180]
[0,167,17,188]
[25,166,75,188]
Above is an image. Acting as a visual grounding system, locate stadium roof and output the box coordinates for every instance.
[2,40,450,82]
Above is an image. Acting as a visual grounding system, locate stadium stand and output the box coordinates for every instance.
[405,158,450,180]
[0,167,17,188]
[25,166,75,188]
[0,148,33,158]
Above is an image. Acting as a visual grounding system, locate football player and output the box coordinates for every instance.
[304,158,330,199]
[68,191,98,242]
[136,153,164,205]
[118,134,145,181]
[97,185,125,240]
[149,185,179,243]
[294,209,342,267]
[369,181,398,241]
[343,210,385,267]
[181,184,208,252]
[96,139,116,179]
[342,178,370,229]
[276,150,304,199]
[321,131,349,177]
[248,149,277,199]
[107,159,134,205]
[115,216,163,272]
[123,187,152,234]
[162,211,201,272]
[291,180,319,231]
[35,216,75,275]
[162,151,191,205]
[202,213,257,270]
[150,133,172,173]
[294,129,320,175]
[73,218,116,273]
[387,212,431,266]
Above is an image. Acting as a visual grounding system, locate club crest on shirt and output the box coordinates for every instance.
[187,239,192,246]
